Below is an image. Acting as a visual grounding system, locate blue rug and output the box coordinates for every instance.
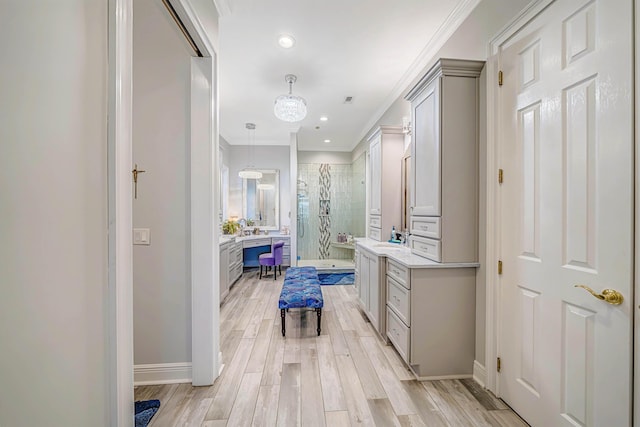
[135,400,160,427]
[318,272,354,285]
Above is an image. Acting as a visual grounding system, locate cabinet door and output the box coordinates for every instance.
[219,246,230,301]
[354,250,361,293]
[367,254,379,331]
[411,78,441,216]
[369,136,382,215]
[359,253,369,310]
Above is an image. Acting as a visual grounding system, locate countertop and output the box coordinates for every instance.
[220,233,291,246]
[355,238,480,269]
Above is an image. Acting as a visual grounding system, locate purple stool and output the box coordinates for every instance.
[259,241,285,280]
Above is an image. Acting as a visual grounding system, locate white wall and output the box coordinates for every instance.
[298,150,352,165]
[133,0,194,366]
[0,1,109,425]
[227,145,291,229]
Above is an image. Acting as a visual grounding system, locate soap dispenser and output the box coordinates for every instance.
[391,225,396,241]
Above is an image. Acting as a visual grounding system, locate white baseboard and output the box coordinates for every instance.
[473,360,487,388]
[413,373,473,381]
[134,362,192,386]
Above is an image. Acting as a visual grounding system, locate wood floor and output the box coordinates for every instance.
[135,269,528,426]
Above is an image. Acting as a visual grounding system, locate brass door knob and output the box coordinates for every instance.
[574,285,624,305]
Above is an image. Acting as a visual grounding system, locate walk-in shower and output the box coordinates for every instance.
[296,156,365,270]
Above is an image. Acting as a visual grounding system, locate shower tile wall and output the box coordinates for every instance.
[298,163,354,260]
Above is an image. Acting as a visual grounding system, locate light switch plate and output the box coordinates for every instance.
[133,228,150,245]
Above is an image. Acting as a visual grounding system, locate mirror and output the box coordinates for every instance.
[242,169,279,230]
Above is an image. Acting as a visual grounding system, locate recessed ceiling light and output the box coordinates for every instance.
[320,116,328,121]
[324,139,331,143]
[278,34,295,49]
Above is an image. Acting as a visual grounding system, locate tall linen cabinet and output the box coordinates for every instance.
[406,58,484,262]
[367,126,404,242]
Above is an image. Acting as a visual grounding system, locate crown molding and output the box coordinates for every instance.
[213,0,232,17]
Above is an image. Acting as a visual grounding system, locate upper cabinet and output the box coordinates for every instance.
[369,137,382,215]
[367,126,404,241]
[405,58,484,262]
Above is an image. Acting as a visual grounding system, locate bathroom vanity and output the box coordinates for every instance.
[219,233,291,302]
[355,238,478,379]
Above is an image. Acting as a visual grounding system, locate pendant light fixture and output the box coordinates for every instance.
[238,123,262,179]
[274,74,307,122]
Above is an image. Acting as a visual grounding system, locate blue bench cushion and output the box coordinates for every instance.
[279,267,324,309]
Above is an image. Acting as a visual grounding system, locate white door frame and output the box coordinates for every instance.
[633,0,640,422]
[485,0,637,419]
[108,0,220,422]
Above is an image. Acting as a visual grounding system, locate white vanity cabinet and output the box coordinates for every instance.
[219,241,231,301]
[355,244,386,336]
[220,239,243,303]
[405,58,484,262]
[385,258,476,378]
[229,241,243,284]
[367,126,404,241]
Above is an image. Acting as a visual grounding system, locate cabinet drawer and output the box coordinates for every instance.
[272,237,290,245]
[369,227,382,241]
[243,238,272,248]
[387,259,410,289]
[282,255,291,266]
[229,262,243,284]
[230,247,242,264]
[369,215,381,228]
[410,235,441,262]
[410,216,441,239]
[387,276,410,326]
[387,308,410,363]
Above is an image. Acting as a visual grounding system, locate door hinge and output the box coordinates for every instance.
[498,260,503,275]
[497,357,501,372]
[498,168,503,184]
[498,70,503,86]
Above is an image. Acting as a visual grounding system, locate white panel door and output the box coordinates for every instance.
[498,1,633,426]
[411,78,441,216]
[369,137,382,215]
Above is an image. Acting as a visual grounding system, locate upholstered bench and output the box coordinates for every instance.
[279,266,323,337]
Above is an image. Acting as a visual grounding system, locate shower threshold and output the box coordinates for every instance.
[297,258,354,272]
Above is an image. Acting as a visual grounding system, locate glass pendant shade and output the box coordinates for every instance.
[238,122,262,179]
[274,74,307,122]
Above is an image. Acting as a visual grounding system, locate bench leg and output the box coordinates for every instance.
[316,308,322,336]
[281,309,286,337]
[259,265,262,279]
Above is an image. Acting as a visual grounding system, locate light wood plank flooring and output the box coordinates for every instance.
[135,269,528,426]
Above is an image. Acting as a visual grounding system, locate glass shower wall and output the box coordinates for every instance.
[297,163,354,261]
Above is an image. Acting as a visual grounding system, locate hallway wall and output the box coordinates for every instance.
[0,1,109,425]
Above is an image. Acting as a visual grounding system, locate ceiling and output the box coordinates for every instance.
[217,0,479,152]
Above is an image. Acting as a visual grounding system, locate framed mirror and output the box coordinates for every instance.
[242,169,279,230]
